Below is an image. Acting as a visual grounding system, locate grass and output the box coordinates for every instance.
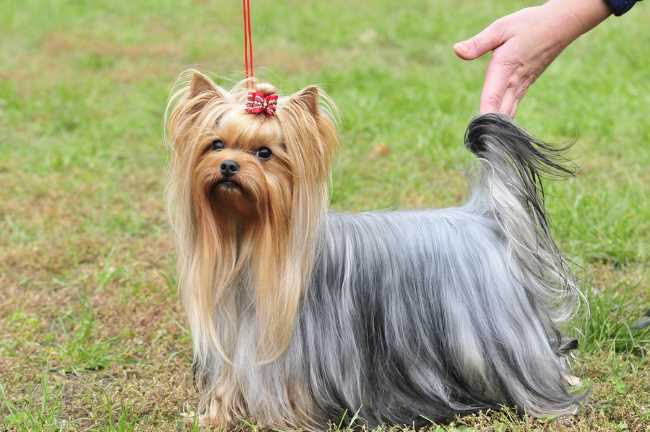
[1,0,649,430]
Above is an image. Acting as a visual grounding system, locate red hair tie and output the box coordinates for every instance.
[246,91,278,116]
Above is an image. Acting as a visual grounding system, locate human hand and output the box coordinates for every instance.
[454,0,611,117]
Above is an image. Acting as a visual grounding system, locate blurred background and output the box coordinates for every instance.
[1,1,648,430]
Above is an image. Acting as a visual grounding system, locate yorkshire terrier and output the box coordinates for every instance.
[165,70,583,429]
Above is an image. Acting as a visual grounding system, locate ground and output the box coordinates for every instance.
[1,1,649,431]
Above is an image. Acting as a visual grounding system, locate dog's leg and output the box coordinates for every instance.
[195,369,245,429]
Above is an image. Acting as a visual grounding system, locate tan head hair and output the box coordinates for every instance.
[165,70,338,379]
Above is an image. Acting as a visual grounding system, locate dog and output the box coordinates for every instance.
[165,70,583,429]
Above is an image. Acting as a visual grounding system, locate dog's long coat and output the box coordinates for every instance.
[166,74,582,428]
[234,116,581,427]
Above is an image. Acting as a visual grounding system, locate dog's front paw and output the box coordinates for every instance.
[199,413,231,430]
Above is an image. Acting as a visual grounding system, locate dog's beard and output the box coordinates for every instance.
[191,149,262,219]
[204,170,265,220]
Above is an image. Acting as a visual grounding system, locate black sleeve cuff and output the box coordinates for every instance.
[605,0,641,16]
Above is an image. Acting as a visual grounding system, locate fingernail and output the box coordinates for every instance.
[453,42,465,52]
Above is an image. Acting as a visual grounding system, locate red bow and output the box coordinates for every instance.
[246,91,278,116]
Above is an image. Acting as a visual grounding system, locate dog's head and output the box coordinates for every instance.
[168,71,337,226]
[166,70,338,360]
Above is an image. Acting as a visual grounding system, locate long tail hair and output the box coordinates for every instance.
[464,113,580,325]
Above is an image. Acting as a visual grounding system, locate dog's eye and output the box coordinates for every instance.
[256,147,272,161]
[211,139,225,151]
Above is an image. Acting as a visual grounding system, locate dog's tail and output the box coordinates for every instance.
[464,113,580,325]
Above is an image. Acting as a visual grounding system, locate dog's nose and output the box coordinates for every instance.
[220,160,240,178]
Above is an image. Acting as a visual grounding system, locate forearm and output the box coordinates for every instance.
[544,0,612,42]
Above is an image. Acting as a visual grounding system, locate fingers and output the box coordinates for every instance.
[500,84,528,118]
[479,56,513,114]
[500,87,518,118]
[454,20,505,60]
[454,18,515,113]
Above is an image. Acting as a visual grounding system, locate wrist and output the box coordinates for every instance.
[544,0,611,39]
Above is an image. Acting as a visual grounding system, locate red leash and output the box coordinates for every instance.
[242,0,254,81]
[242,0,278,116]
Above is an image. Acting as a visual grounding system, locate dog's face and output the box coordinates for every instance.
[169,72,337,229]
[193,107,292,220]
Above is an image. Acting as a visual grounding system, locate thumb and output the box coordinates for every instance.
[454,22,504,60]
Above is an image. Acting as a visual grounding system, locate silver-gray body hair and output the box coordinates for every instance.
[190,114,584,427]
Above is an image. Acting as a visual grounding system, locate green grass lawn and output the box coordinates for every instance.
[1,0,649,430]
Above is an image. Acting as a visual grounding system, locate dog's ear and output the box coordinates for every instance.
[187,71,225,114]
[288,86,319,117]
[279,84,337,181]
[189,71,221,98]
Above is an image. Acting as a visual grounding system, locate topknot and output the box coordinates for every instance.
[255,82,277,96]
